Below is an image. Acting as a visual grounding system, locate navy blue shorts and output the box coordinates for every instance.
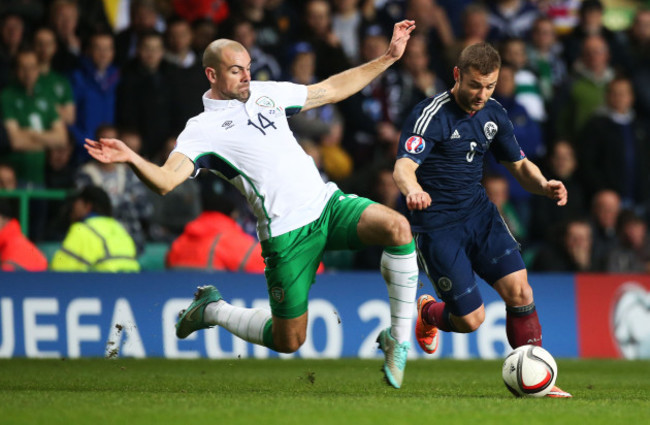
[415,203,525,317]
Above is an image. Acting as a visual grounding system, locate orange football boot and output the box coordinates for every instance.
[415,294,439,354]
[546,385,573,398]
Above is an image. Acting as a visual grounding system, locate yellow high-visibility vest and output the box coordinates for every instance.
[51,216,140,272]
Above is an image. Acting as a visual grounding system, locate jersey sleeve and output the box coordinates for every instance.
[396,103,436,164]
[260,81,307,117]
[171,118,207,177]
[490,106,526,163]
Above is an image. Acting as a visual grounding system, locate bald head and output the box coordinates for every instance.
[202,39,247,69]
[203,38,252,102]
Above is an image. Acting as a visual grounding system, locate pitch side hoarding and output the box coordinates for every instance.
[1,271,577,359]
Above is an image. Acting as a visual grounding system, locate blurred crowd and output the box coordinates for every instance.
[1,0,650,273]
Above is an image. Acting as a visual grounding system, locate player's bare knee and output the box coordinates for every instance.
[455,309,485,332]
[503,282,534,306]
[388,215,412,246]
[274,336,304,353]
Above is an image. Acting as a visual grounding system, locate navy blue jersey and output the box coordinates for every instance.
[397,91,525,231]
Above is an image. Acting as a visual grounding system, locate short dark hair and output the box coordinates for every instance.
[76,185,112,216]
[457,42,501,75]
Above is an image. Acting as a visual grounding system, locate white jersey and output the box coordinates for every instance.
[173,81,338,241]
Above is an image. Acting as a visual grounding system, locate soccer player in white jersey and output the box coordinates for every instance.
[85,20,419,389]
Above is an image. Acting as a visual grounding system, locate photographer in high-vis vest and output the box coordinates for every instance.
[51,185,140,272]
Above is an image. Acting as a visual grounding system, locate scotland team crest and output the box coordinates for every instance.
[484,121,498,140]
[405,135,425,154]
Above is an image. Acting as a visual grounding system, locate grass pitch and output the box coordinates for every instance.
[1,358,648,425]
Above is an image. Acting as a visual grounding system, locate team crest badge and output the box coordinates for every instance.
[256,96,275,108]
[437,276,453,292]
[271,287,285,303]
[484,121,498,140]
[405,136,425,154]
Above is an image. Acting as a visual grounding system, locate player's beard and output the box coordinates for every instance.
[234,89,250,103]
[457,88,485,113]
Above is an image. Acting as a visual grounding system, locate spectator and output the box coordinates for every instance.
[147,136,201,243]
[557,34,614,141]
[33,26,75,126]
[229,0,284,57]
[76,124,152,253]
[405,0,455,54]
[487,0,541,42]
[605,210,650,273]
[577,77,650,209]
[443,3,491,84]
[526,16,568,106]
[231,19,282,82]
[487,63,544,228]
[69,31,120,160]
[0,13,26,90]
[164,17,207,129]
[435,0,476,39]
[49,0,82,73]
[286,41,351,182]
[44,136,76,241]
[529,140,587,244]
[172,0,230,25]
[165,178,266,273]
[561,0,626,72]
[114,0,161,67]
[164,17,198,69]
[191,18,219,54]
[0,162,17,189]
[339,24,404,169]
[50,185,140,272]
[590,189,621,270]
[116,30,175,159]
[500,37,546,123]
[399,33,446,108]
[331,0,367,65]
[483,174,527,242]
[537,0,581,36]
[0,199,48,271]
[1,49,67,187]
[119,126,143,154]
[622,8,650,119]
[298,0,351,80]
[532,218,593,272]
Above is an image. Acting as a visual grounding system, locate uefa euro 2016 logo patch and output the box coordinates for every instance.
[405,135,425,154]
[483,121,498,140]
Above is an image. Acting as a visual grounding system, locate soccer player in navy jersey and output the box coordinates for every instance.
[393,42,572,397]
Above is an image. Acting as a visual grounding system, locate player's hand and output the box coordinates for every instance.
[546,179,567,206]
[84,138,133,164]
[385,20,416,61]
[406,191,431,210]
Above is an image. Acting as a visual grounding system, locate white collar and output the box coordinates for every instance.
[202,90,247,110]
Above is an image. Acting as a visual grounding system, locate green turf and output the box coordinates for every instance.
[1,358,648,425]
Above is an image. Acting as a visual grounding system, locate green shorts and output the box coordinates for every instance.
[260,190,375,319]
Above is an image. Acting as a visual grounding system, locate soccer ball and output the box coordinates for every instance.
[502,345,557,397]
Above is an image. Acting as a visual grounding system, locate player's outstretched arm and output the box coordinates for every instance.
[394,157,432,210]
[303,20,415,111]
[84,138,194,195]
[503,158,568,206]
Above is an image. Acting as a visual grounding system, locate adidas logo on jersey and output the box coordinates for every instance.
[451,129,461,139]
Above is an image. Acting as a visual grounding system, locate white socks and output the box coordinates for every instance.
[204,301,271,346]
[380,250,419,344]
